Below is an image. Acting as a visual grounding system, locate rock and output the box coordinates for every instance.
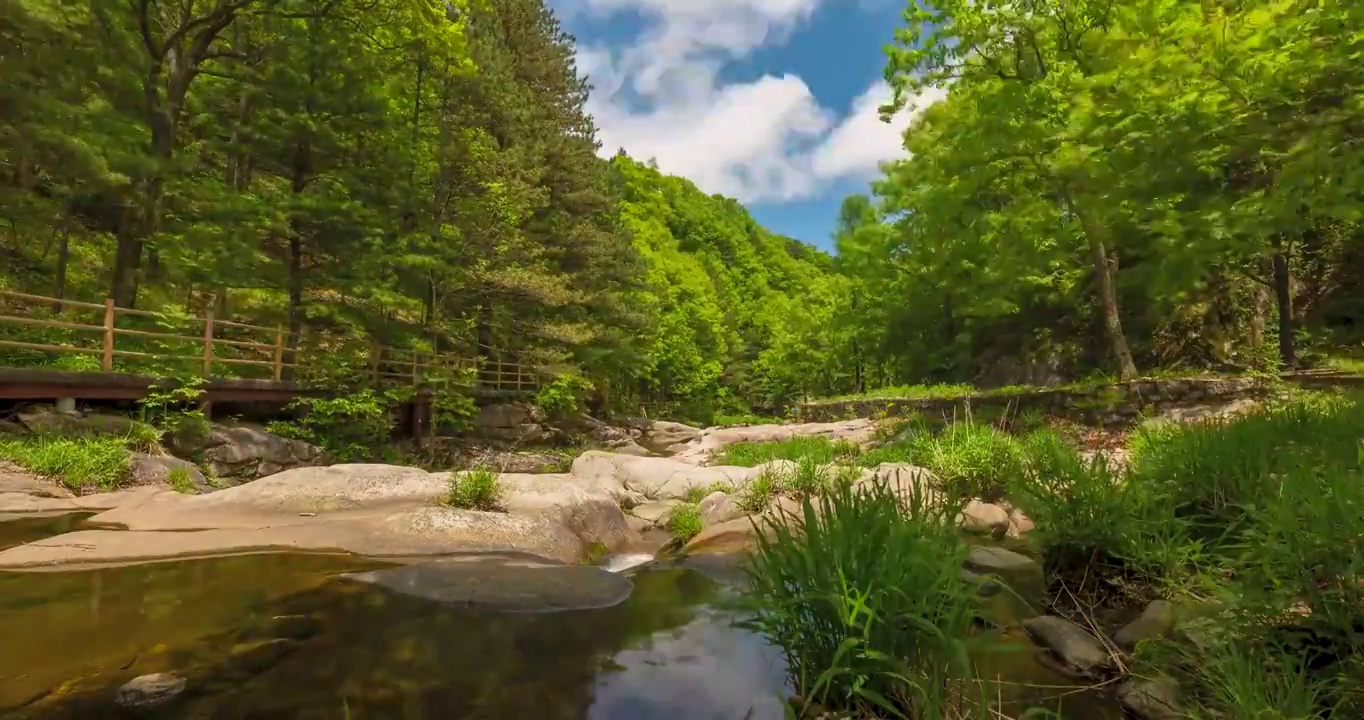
[610,441,653,457]
[629,499,681,526]
[698,491,744,526]
[965,546,1043,600]
[115,672,187,710]
[0,461,73,499]
[958,569,1003,597]
[264,614,323,641]
[625,515,654,533]
[497,472,633,553]
[683,516,766,555]
[1118,677,1184,720]
[476,402,541,430]
[1022,616,1114,677]
[480,423,552,443]
[569,451,772,501]
[127,453,211,493]
[184,424,326,482]
[578,415,639,445]
[669,419,876,464]
[346,555,633,612]
[648,420,703,447]
[17,407,135,438]
[1115,600,1176,650]
[1007,508,1035,538]
[856,463,944,510]
[456,450,569,474]
[226,638,298,676]
[959,500,1010,539]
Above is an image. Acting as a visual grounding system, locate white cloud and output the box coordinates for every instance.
[565,0,941,203]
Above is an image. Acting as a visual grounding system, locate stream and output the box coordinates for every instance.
[0,519,1124,719]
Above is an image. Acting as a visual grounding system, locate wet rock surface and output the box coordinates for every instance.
[342,555,634,612]
[1022,616,1114,678]
[115,672,187,710]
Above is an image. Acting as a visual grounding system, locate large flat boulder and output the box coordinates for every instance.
[342,555,633,612]
[669,419,876,464]
[570,451,776,500]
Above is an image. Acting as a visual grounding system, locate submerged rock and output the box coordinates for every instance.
[1115,600,1176,650]
[965,545,1043,599]
[1118,676,1184,720]
[226,638,299,676]
[115,672,186,709]
[343,555,633,612]
[1022,616,1114,678]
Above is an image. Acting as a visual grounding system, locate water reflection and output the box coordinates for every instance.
[0,512,94,551]
[0,554,787,720]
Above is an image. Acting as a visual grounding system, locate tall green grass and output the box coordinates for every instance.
[0,436,130,491]
[861,419,1025,502]
[740,476,994,719]
[442,466,505,511]
[717,437,860,467]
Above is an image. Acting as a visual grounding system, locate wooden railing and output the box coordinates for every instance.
[0,289,545,394]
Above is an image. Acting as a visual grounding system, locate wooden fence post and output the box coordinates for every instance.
[272,327,284,381]
[201,308,215,377]
[370,344,381,386]
[101,299,114,372]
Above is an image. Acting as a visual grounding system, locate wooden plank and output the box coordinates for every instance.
[0,289,105,312]
[101,299,114,371]
[202,308,215,376]
[0,339,102,354]
[0,314,102,333]
[273,328,285,381]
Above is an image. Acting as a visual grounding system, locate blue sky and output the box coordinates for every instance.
[551,0,938,251]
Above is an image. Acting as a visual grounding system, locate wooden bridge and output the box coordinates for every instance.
[0,289,546,405]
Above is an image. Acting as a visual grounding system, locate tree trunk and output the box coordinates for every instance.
[1272,249,1295,368]
[1070,200,1138,379]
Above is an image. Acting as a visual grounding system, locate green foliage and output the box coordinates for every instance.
[683,481,733,504]
[739,476,989,719]
[138,376,210,450]
[868,420,1023,502]
[268,391,395,462]
[735,468,782,514]
[534,373,594,420]
[0,437,130,491]
[665,503,702,542]
[442,466,505,512]
[717,437,859,468]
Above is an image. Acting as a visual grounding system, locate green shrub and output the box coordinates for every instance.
[666,503,702,542]
[534,373,594,420]
[717,437,859,467]
[443,466,505,511]
[268,390,395,462]
[740,476,990,719]
[0,437,130,491]
[684,481,733,503]
[125,420,164,453]
[785,455,829,499]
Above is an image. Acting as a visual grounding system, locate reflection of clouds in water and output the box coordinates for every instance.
[591,609,790,720]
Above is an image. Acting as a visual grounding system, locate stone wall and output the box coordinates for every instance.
[798,376,1277,426]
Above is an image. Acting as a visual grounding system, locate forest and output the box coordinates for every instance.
[2,0,1362,421]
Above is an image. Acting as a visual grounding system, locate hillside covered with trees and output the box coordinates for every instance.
[2,0,1362,421]
[0,0,836,420]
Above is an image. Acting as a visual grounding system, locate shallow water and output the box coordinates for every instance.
[0,512,94,551]
[0,552,1122,719]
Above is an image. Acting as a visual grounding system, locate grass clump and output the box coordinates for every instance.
[666,503,703,542]
[683,480,735,504]
[442,466,505,511]
[166,465,197,494]
[863,419,1023,502]
[740,475,992,719]
[717,437,860,467]
[734,467,784,513]
[0,436,130,491]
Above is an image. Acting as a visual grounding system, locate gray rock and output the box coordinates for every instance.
[475,403,541,430]
[17,408,135,438]
[1115,600,1176,650]
[965,545,1043,599]
[610,441,652,457]
[127,453,211,493]
[698,491,744,526]
[344,556,633,612]
[1022,616,1114,677]
[629,499,681,526]
[648,420,703,447]
[115,672,186,709]
[1118,677,1184,720]
[188,424,326,481]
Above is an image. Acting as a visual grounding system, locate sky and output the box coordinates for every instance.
[549,0,942,251]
